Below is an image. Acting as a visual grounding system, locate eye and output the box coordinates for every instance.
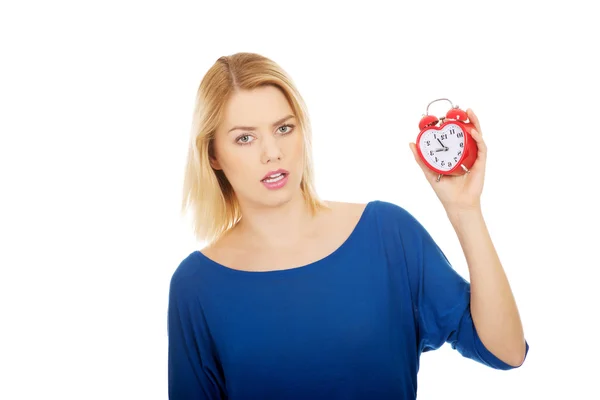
[278,124,295,134]
[236,134,254,145]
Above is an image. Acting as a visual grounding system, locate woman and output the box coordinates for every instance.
[168,52,529,399]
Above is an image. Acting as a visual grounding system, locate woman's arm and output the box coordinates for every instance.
[409,108,527,367]
[447,206,527,367]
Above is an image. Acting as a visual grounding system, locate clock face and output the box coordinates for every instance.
[418,123,466,172]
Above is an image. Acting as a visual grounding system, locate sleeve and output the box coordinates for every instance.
[168,276,225,399]
[387,202,529,370]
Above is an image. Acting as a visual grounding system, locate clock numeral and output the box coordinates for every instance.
[426,140,430,146]
[460,142,464,148]
[457,132,464,138]
[429,150,434,156]
[458,150,462,156]
[441,161,445,166]
[448,162,452,167]
[435,157,438,162]
[449,129,455,135]
[454,157,458,162]
[440,134,448,140]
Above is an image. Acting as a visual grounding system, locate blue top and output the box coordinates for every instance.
[167,200,529,399]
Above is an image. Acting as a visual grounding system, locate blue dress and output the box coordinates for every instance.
[167,200,529,399]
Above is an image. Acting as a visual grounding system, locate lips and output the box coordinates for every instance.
[261,169,289,181]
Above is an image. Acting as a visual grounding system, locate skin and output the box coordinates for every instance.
[206,85,366,270]
[207,85,526,367]
[409,110,527,367]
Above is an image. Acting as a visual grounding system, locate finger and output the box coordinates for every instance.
[470,128,486,153]
[469,128,487,166]
[409,143,438,181]
[466,108,482,135]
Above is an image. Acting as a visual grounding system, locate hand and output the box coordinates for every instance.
[408,108,487,212]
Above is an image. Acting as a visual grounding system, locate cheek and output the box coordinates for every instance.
[288,133,304,159]
[214,143,252,178]
[221,151,253,176]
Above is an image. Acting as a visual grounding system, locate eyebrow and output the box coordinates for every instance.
[227,114,296,134]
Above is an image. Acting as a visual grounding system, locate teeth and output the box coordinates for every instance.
[263,173,285,183]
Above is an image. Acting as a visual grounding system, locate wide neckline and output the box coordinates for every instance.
[194,200,376,276]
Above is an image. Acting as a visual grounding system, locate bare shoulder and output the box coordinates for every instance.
[200,228,241,261]
[202,201,368,253]
[322,200,369,225]
[200,201,370,272]
[324,200,368,214]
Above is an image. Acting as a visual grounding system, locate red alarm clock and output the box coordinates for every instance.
[416,98,478,181]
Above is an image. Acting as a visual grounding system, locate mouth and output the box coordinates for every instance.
[261,169,289,183]
[261,171,289,183]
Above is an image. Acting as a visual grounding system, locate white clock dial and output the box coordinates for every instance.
[419,123,466,172]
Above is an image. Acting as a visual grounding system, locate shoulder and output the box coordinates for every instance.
[323,199,416,221]
[169,250,208,290]
[346,199,417,224]
[323,200,368,220]
[322,199,424,236]
[358,199,428,237]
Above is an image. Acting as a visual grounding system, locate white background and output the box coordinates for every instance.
[1,0,598,399]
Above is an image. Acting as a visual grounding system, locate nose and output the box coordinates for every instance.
[260,136,283,164]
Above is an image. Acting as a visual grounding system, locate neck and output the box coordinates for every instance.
[235,190,320,249]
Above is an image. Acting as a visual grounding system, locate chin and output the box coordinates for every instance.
[256,173,303,207]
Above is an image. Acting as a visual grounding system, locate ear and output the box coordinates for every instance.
[209,156,222,170]
[208,141,222,170]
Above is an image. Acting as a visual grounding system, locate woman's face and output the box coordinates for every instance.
[211,85,305,208]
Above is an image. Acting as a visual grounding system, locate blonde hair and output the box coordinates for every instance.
[181,52,328,246]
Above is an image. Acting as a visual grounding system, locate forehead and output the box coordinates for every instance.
[222,86,293,127]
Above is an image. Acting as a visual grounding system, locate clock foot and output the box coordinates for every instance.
[461,164,470,174]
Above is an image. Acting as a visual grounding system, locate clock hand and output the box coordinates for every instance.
[435,148,445,152]
[436,139,449,151]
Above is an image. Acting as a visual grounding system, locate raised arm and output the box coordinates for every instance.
[408,108,527,367]
[446,207,526,366]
